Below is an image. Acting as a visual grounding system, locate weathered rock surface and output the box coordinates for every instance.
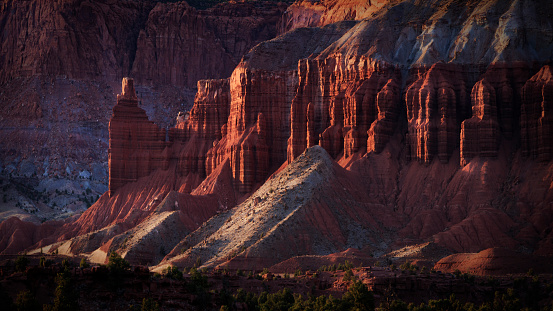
[0,0,289,228]
[131,1,286,88]
[108,78,168,196]
[521,65,553,162]
[2,0,553,275]
[288,56,401,163]
[460,80,500,166]
[434,248,553,276]
[159,146,398,271]
[0,0,152,84]
[278,0,389,34]
[405,63,469,164]
[170,79,231,180]
[206,22,356,193]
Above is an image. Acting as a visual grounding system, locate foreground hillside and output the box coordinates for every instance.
[0,0,552,276]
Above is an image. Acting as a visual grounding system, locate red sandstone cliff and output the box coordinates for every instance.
[1,0,553,271]
[108,78,168,196]
[131,1,286,88]
[0,0,287,206]
[278,0,389,34]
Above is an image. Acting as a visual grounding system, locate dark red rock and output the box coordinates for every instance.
[205,66,291,193]
[169,79,230,179]
[460,79,500,166]
[434,248,553,276]
[521,65,553,161]
[131,2,286,88]
[108,78,168,196]
[367,78,400,154]
[405,63,469,164]
[287,57,401,163]
[0,0,153,84]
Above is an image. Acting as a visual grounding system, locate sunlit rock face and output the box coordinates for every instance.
[2,0,553,269]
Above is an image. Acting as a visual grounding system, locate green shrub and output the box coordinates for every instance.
[163,265,183,280]
[107,251,130,274]
[79,258,90,269]
[15,290,39,311]
[44,271,78,311]
[188,268,209,293]
[343,269,355,282]
[341,281,374,311]
[15,255,29,272]
[141,298,159,311]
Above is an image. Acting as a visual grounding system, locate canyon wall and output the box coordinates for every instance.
[2,0,553,264]
[0,0,286,86]
[131,1,287,88]
[108,78,168,196]
[278,0,389,34]
[0,0,287,220]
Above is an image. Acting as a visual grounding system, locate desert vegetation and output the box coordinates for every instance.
[0,255,552,310]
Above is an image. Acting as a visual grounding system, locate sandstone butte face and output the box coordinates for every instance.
[404,63,469,164]
[0,0,285,87]
[521,65,553,162]
[131,1,287,88]
[288,57,401,163]
[2,0,553,270]
[170,79,231,183]
[0,0,152,84]
[0,0,288,211]
[108,78,167,196]
[278,0,390,34]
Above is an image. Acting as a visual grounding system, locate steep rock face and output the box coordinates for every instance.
[0,0,287,216]
[0,0,286,87]
[131,2,286,88]
[0,0,152,83]
[278,0,389,34]
[206,22,356,193]
[405,63,469,164]
[204,68,284,193]
[110,77,234,196]
[521,65,553,162]
[288,57,401,162]
[108,78,167,196]
[460,80,500,166]
[460,63,533,166]
[169,79,230,179]
[131,2,233,88]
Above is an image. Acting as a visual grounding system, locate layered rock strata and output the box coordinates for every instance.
[460,63,534,165]
[460,80,500,166]
[169,79,231,178]
[405,63,469,164]
[521,65,553,162]
[278,0,389,34]
[131,1,287,88]
[288,57,401,162]
[108,78,167,196]
[0,0,153,84]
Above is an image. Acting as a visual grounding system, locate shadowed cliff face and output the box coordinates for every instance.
[1,0,553,271]
[0,0,287,223]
